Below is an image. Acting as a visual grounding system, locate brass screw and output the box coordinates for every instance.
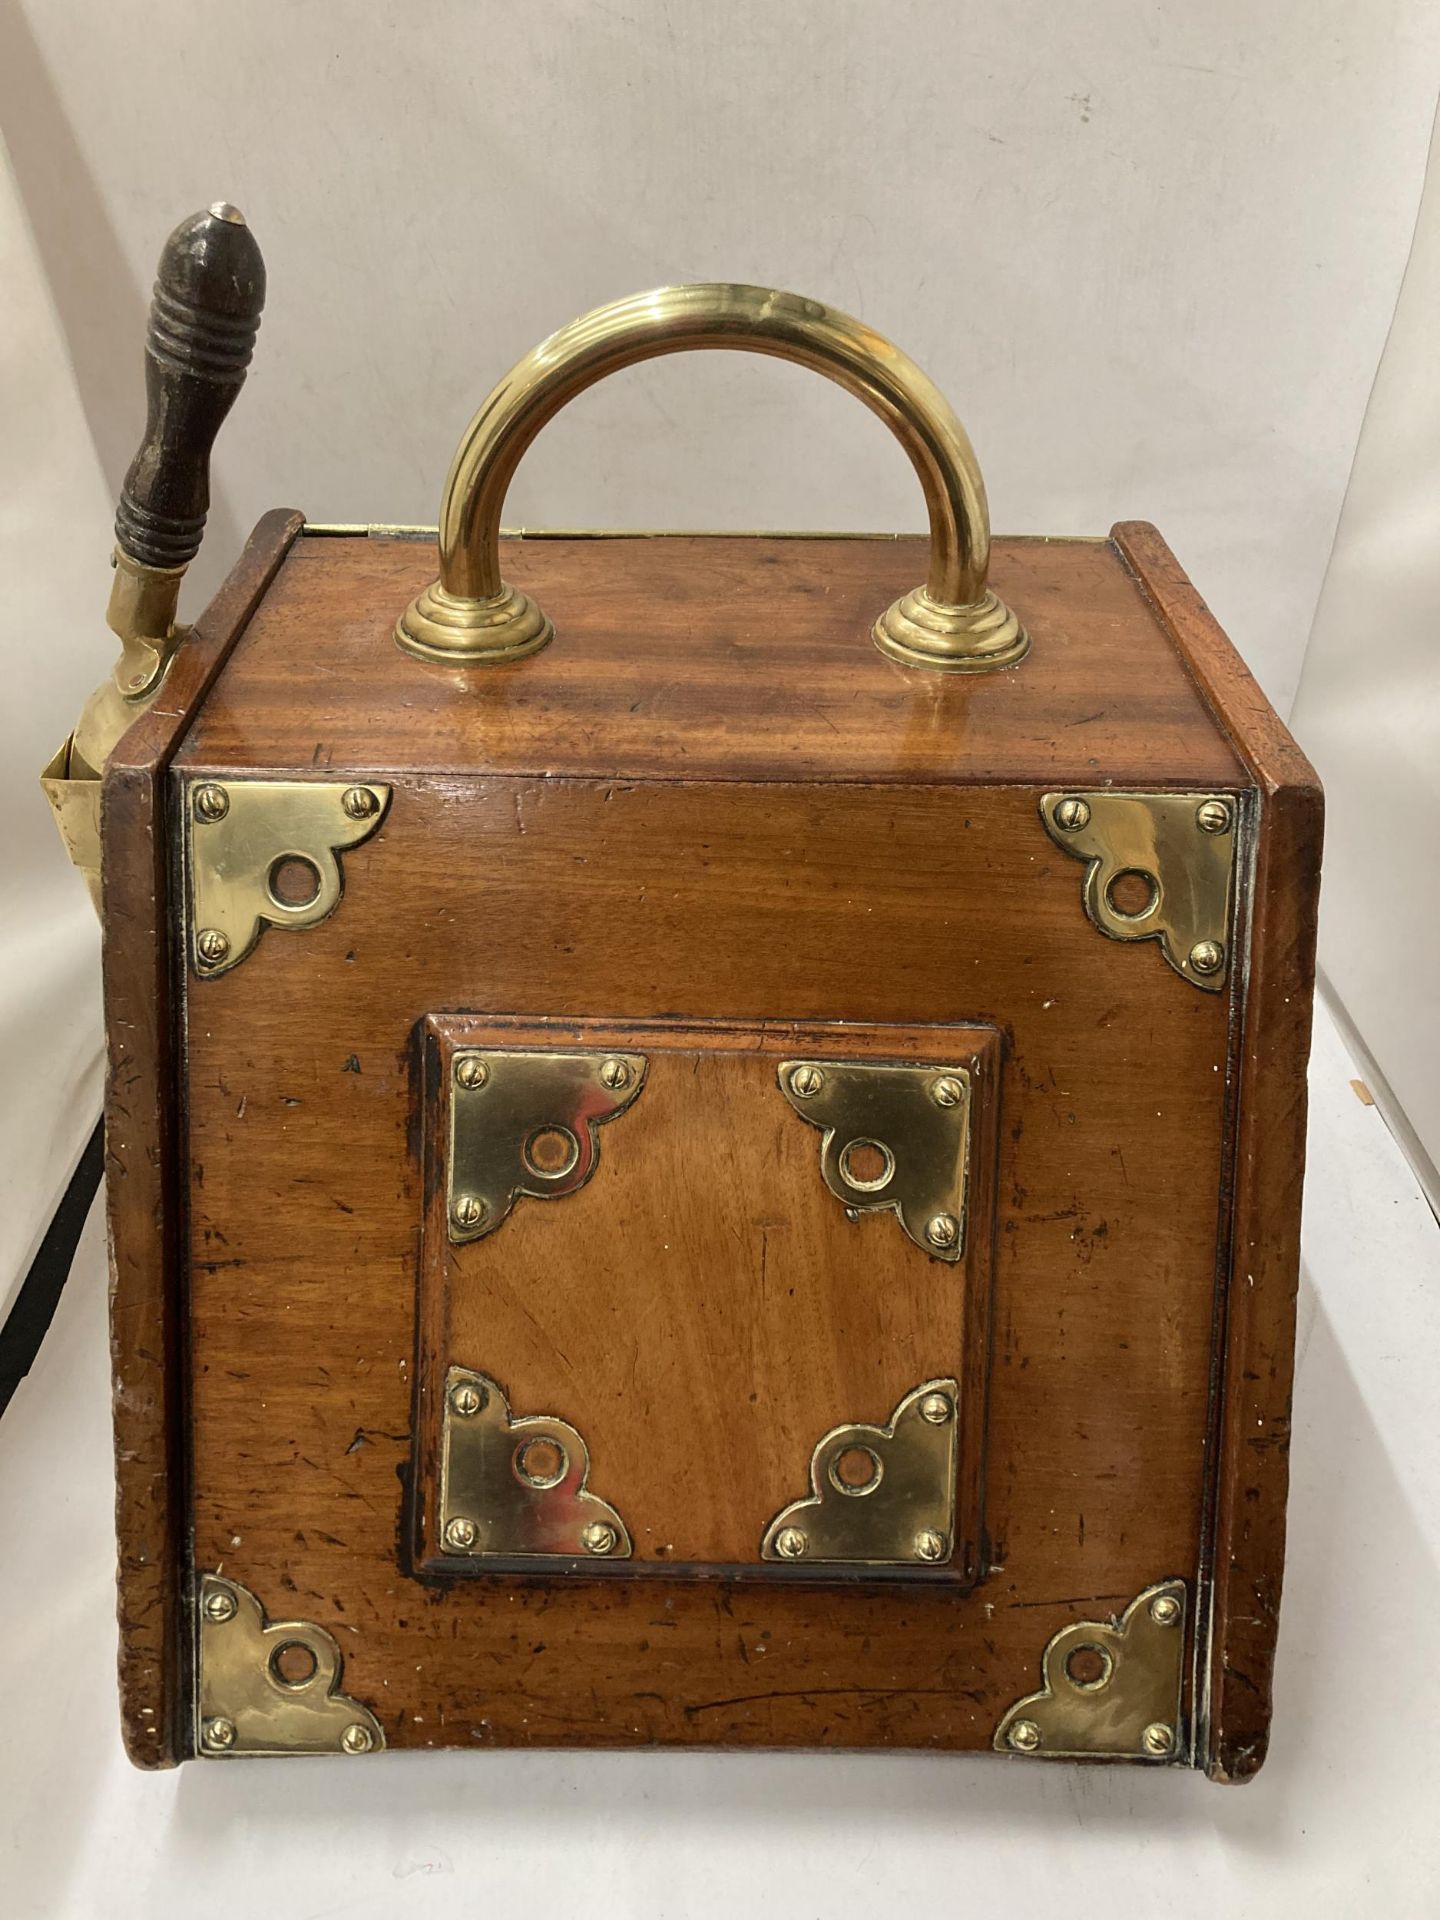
[452,1194,485,1230]
[1142,1721,1174,1757]
[444,1516,478,1551]
[1054,797,1090,832]
[203,1716,237,1752]
[914,1529,947,1562]
[774,1526,808,1560]
[340,1723,374,1754]
[1150,1592,1181,1627]
[342,786,379,820]
[193,783,229,822]
[448,1381,484,1418]
[599,1057,632,1091]
[1196,799,1231,835]
[926,1213,959,1251]
[919,1391,953,1426]
[932,1076,963,1108]
[582,1521,619,1556]
[1189,940,1224,976]
[1008,1719,1041,1752]
[454,1056,488,1090]
[203,1585,237,1623]
[196,928,230,966]
[788,1065,824,1099]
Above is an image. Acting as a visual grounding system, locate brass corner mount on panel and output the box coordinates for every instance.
[777,1059,971,1261]
[438,1366,632,1561]
[185,777,391,977]
[195,1574,384,1757]
[761,1379,959,1567]
[1040,791,1239,991]
[994,1580,1188,1762]
[446,1047,647,1243]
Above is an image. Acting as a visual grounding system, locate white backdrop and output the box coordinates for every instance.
[5,0,1440,709]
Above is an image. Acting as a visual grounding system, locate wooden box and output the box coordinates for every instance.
[85,263,1319,1780]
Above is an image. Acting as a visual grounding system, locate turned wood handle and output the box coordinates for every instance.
[114,203,265,570]
[396,284,1027,675]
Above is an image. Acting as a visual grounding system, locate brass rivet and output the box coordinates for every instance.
[196,928,230,966]
[203,1586,237,1623]
[203,1716,237,1752]
[581,1521,619,1556]
[193,782,229,821]
[1054,797,1090,832]
[1189,940,1224,976]
[454,1056,488,1090]
[127,672,148,692]
[1142,1721,1174,1757]
[444,1516,478,1551]
[932,1076,963,1108]
[914,1529,947,1562]
[926,1213,959,1250]
[599,1057,632,1091]
[1149,1592,1181,1627]
[342,786,379,820]
[449,1381,484,1418]
[1196,799,1231,835]
[452,1194,485,1230]
[1008,1718,1041,1752]
[775,1526,808,1560]
[340,1723,374,1754]
[788,1065,824,1099]
[919,1391,953,1426]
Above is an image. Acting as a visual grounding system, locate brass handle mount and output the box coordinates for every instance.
[396,284,1027,674]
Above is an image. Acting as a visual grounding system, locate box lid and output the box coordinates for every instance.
[176,527,1246,789]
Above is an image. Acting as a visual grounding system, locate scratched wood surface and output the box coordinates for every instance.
[176,767,1231,1754]
[1113,522,1323,1783]
[93,524,1320,1770]
[412,1017,1002,1578]
[100,509,303,1767]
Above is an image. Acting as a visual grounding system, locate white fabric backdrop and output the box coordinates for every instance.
[1291,102,1440,1199]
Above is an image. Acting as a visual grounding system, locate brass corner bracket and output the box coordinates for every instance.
[994,1579,1188,1761]
[1040,791,1239,992]
[184,777,391,977]
[778,1059,970,1261]
[196,1574,384,1757]
[438,1366,632,1561]
[446,1047,647,1244]
[761,1378,959,1566]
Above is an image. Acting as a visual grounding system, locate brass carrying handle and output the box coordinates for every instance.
[396,284,1027,673]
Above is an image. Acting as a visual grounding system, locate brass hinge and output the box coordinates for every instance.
[777,1059,971,1261]
[761,1379,960,1567]
[438,1367,631,1561]
[184,777,391,977]
[994,1580,1188,1761]
[446,1047,647,1243]
[195,1574,384,1757]
[1040,792,1239,991]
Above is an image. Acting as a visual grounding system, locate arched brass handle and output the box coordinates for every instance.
[396,283,1027,673]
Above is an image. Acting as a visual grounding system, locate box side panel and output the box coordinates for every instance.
[99,510,303,1766]
[178,770,1242,1756]
[1113,522,1323,1782]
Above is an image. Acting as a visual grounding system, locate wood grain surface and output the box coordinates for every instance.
[182,532,1246,790]
[96,522,1317,1773]
[412,1017,1001,1579]
[1113,522,1323,1783]
[175,769,1230,1754]
[100,508,303,1766]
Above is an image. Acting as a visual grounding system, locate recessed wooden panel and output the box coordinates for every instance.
[411,1017,1001,1578]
